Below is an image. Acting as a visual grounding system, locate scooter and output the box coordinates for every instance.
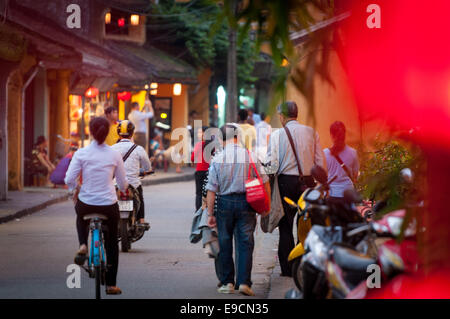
[326,168,419,299]
[284,166,368,297]
[326,209,418,299]
[117,170,153,252]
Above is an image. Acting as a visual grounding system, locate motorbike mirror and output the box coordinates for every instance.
[400,168,414,184]
[343,189,362,204]
[311,165,328,185]
[284,197,298,208]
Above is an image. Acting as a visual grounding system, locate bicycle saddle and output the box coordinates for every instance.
[332,244,376,272]
[83,214,108,221]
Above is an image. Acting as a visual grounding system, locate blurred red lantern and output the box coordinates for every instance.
[85,87,99,98]
[117,91,131,101]
[118,18,125,27]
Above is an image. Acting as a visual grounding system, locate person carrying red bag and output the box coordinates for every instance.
[206,124,270,297]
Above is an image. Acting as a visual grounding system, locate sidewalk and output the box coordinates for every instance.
[0,166,196,224]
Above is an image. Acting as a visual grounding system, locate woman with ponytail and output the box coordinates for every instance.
[65,117,128,295]
[323,121,359,201]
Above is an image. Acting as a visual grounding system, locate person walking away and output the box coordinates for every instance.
[206,124,271,296]
[128,101,154,151]
[112,120,152,226]
[65,117,128,295]
[247,108,261,126]
[324,121,359,204]
[264,101,326,277]
[191,126,213,211]
[104,106,120,146]
[255,112,272,163]
[237,109,257,151]
[31,136,55,186]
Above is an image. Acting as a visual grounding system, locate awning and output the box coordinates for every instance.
[105,40,198,86]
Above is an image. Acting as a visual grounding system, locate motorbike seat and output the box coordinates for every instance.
[332,245,376,272]
[83,214,108,221]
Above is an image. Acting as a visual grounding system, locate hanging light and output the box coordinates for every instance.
[85,87,99,98]
[173,83,182,96]
[105,12,111,24]
[144,84,149,90]
[130,14,140,26]
[150,82,158,89]
[118,18,125,27]
[150,89,158,95]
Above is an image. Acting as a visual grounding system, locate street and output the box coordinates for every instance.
[0,181,279,299]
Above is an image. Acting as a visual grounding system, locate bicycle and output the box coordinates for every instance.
[77,213,108,299]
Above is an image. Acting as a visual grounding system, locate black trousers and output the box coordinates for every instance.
[195,170,208,211]
[75,200,120,286]
[136,185,145,220]
[277,174,306,276]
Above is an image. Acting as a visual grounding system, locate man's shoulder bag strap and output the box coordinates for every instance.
[283,126,304,178]
[332,152,355,184]
[123,144,138,163]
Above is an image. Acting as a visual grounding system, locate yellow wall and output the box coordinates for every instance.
[151,83,188,143]
[270,51,390,151]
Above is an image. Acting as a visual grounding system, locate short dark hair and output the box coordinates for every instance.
[260,112,266,121]
[105,106,117,115]
[89,117,110,144]
[238,109,248,122]
[277,101,298,118]
[131,102,140,109]
[36,135,46,146]
[220,124,239,141]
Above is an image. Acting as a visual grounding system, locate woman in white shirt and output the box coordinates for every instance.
[65,117,128,295]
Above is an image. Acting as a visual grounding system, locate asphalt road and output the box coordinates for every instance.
[0,181,278,299]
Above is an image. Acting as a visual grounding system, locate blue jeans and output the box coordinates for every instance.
[216,194,256,288]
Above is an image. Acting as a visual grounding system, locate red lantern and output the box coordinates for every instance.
[118,18,125,27]
[85,87,99,98]
[117,91,131,101]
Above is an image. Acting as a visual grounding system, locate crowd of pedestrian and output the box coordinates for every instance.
[52,95,359,297]
[190,101,359,296]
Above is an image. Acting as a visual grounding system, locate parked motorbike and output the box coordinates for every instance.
[117,170,153,252]
[326,209,418,299]
[284,165,368,297]
[326,168,419,299]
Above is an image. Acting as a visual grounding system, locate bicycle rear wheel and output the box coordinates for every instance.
[95,266,101,299]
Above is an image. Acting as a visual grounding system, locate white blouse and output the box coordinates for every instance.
[65,141,128,206]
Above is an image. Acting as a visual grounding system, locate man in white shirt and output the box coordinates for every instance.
[128,100,154,152]
[112,120,152,226]
[255,112,272,162]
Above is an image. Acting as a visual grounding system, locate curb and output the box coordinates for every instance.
[141,173,195,186]
[0,173,195,225]
[0,194,69,224]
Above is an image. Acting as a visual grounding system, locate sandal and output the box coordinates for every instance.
[74,245,87,265]
[106,286,122,295]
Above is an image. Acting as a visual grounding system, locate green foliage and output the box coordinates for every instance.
[356,138,421,216]
[151,0,258,87]
[221,0,337,123]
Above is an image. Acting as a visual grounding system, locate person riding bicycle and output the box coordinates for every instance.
[65,117,128,295]
[111,120,152,227]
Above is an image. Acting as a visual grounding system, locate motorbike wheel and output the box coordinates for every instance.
[120,220,130,252]
[291,257,303,291]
